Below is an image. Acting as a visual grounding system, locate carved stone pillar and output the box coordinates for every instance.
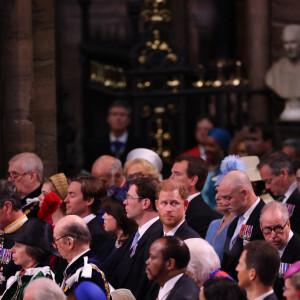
[32,0,57,177]
[247,0,270,123]
[2,0,36,161]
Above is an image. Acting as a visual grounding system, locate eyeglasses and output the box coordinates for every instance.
[6,172,30,181]
[261,221,288,235]
[52,234,73,249]
[125,196,143,201]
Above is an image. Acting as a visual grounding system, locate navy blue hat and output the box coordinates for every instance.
[75,281,107,300]
[208,128,231,154]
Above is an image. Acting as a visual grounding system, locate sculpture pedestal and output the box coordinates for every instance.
[280,98,300,121]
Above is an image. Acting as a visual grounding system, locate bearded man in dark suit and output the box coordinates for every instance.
[170,155,221,238]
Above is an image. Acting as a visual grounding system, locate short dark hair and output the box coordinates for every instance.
[108,100,131,116]
[0,180,22,211]
[26,245,48,265]
[159,236,190,269]
[130,177,159,211]
[71,175,106,215]
[203,277,247,300]
[102,196,137,238]
[282,138,300,159]
[174,155,208,191]
[60,222,92,246]
[195,115,214,126]
[257,151,294,176]
[248,123,274,145]
[244,240,280,286]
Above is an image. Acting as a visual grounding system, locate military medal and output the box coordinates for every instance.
[284,204,295,217]
[239,225,253,241]
[279,262,291,278]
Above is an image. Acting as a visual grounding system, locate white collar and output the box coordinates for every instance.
[242,197,260,222]
[67,249,90,269]
[158,273,184,300]
[110,131,128,143]
[279,230,294,258]
[82,214,96,224]
[198,145,206,160]
[187,192,201,203]
[164,220,185,236]
[138,216,159,241]
[282,182,297,205]
[254,289,274,300]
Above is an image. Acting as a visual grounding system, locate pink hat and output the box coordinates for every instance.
[284,261,300,279]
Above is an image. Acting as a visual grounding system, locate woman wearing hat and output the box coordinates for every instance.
[202,128,231,209]
[283,261,300,300]
[1,218,57,300]
[38,172,69,224]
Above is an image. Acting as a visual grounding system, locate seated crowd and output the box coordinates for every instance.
[2,119,300,300]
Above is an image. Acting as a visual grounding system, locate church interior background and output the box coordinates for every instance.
[0,0,299,177]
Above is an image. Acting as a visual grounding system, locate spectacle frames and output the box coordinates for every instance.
[261,221,288,235]
[125,196,143,201]
[6,172,30,181]
[52,234,73,249]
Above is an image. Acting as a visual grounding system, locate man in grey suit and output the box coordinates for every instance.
[236,240,280,300]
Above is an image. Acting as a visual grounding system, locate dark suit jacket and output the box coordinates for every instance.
[174,220,201,240]
[274,233,300,300]
[286,187,300,236]
[87,132,145,168]
[186,194,222,238]
[165,274,200,300]
[21,185,41,218]
[109,219,163,299]
[143,220,200,300]
[263,292,278,300]
[221,199,265,280]
[87,217,115,264]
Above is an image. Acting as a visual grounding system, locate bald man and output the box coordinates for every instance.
[54,215,110,297]
[91,155,125,190]
[218,171,265,280]
[23,278,66,300]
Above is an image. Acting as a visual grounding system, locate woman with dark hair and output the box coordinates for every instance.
[102,195,137,248]
[200,277,247,300]
[1,218,57,300]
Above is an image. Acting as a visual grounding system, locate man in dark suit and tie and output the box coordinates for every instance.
[108,177,162,299]
[170,155,221,238]
[260,201,300,300]
[156,179,200,240]
[236,240,280,300]
[64,175,115,263]
[219,171,265,280]
[145,236,199,300]
[87,100,144,168]
[258,151,300,236]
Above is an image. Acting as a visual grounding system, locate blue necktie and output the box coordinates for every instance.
[130,231,140,249]
[111,141,124,154]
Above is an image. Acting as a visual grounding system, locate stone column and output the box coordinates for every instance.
[32,0,57,177]
[2,0,36,161]
[247,0,270,123]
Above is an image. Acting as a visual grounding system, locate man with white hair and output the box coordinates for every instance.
[219,170,265,280]
[260,201,300,299]
[23,278,66,300]
[54,215,110,297]
[7,152,43,217]
[91,155,125,190]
